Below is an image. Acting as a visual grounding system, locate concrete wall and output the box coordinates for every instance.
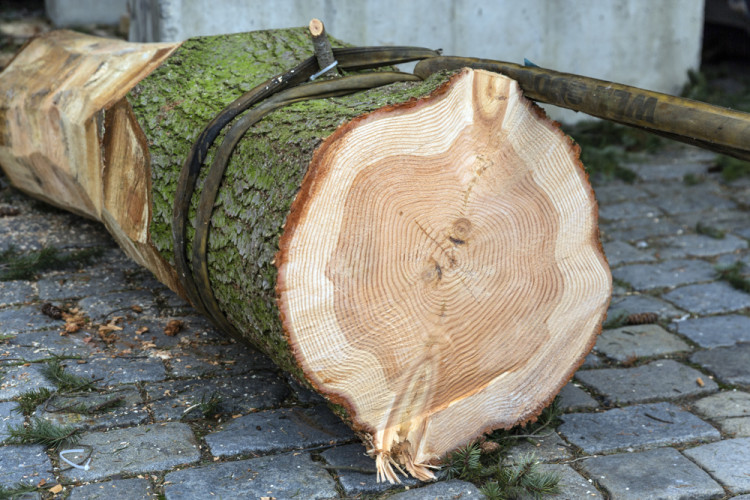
[127,0,705,123]
[46,0,128,27]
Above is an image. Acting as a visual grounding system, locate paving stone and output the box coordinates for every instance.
[601,216,682,242]
[607,294,685,322]
[388,479,483,499]
[557,383,599,411]
[654,191,736,216]
[114,314,223,350]
[594,324,691,361]
[683,437,750,493]
[663,282,750,315]
[719,417,750,437]
[558,402,720,454]
[163,452,337,500]
[78,290,159,321]
[599,201,663,221]
[67,478,155,499]
[8,328,95,359]
[145,372,289,421]
[0,363,57,399]
[575,360,718,404]
[674,209,750,235]
[0,304,61,334]
[0,401,24,442]
[602,240,656,266]
[691,343,750,386]
[715,251,750,269]
[625,159,709,182]
[581,352,603,369]
[693,391,750,419]
[63,355,167,386]
[612,259,716,291]
[59,422,200,482]
[0,280,35,307]
[321,443,419,496]
[0,444,55,487]
[581,447,724,500]
[504,431,573,463]
[655,233,748,259]
[168,342,274,377]
[287,375,326,404]
[536,464,603,499]
[205,405,354,457]
[593,182,651,204]
[37,269,130,301]
[35,385,148,431]
[673,314,750,348]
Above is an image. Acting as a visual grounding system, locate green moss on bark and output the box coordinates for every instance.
[128,28,451,380]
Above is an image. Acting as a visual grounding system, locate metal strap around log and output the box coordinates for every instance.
[175,44,750,338]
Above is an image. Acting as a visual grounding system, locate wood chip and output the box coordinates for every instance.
[164,319,184,336]
[49,484,63,494]
[696,377,705,387]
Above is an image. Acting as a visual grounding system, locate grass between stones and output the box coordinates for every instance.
[0,245,104,281]
[441,400,563,498]
[0,483,41,500]
[5,417,78,449]
[716,262,750,293]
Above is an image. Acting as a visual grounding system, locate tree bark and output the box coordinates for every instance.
[0,28,611,482]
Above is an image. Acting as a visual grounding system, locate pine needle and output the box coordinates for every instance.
[6,417,79,449]
[41,358,96,392]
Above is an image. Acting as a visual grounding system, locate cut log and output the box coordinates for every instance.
[0,28,611,481]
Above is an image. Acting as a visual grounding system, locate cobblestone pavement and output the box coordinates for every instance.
[2,141,750,497]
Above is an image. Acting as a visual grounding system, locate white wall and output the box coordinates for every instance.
[128,0,705,123]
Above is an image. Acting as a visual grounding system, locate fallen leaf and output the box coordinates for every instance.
[131,305,143,313]
[41,303,63,320]
[135,326,149,335]
[164,319,184,336]
[37,478,46,487]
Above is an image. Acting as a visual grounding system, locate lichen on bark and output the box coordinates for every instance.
[128,27,452,379]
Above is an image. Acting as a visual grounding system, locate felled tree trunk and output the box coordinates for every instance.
[0,28,611,481]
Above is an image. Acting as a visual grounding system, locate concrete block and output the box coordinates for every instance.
[45,0,128,27]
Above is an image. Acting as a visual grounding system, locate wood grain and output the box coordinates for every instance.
[278,69,610,481]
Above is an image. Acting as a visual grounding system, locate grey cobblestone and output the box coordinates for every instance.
[673,314,750,348]
[594,324,690,361]
[0,280,35,307]
[144,372,289,421]
[537,464,602,499]
[37,269,129,301]
[599,201,663,221]
[78,290,159,321]
[0,304,61,334]
[683,438,750,493]
[205,405,354,457]
[67,478,156,499]
[575,360,718,404]
[504,431,573,463]
[0,444,54,487]
[388,480,483,499]
[607,294,685,321]
[0,401,23,442]
[663,282,750,314]
[558,402,720,454]
[168,341,275,377]
[692,391,750,437]
[35,385,148,431]
[557,383,599,411]
[691,343,750,386]
[655,233,748,259]
[0,363,57,399]
[612,259,716,291]
[59,423,200,482]
[163,453,338,500]
[581,447,724,500]
[63,354,167,386]
[602,240,656,266]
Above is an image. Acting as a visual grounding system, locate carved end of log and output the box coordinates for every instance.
[277,69,610,481]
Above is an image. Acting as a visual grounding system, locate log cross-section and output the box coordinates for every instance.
[0,28,611,483]
[278,69,610,481]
